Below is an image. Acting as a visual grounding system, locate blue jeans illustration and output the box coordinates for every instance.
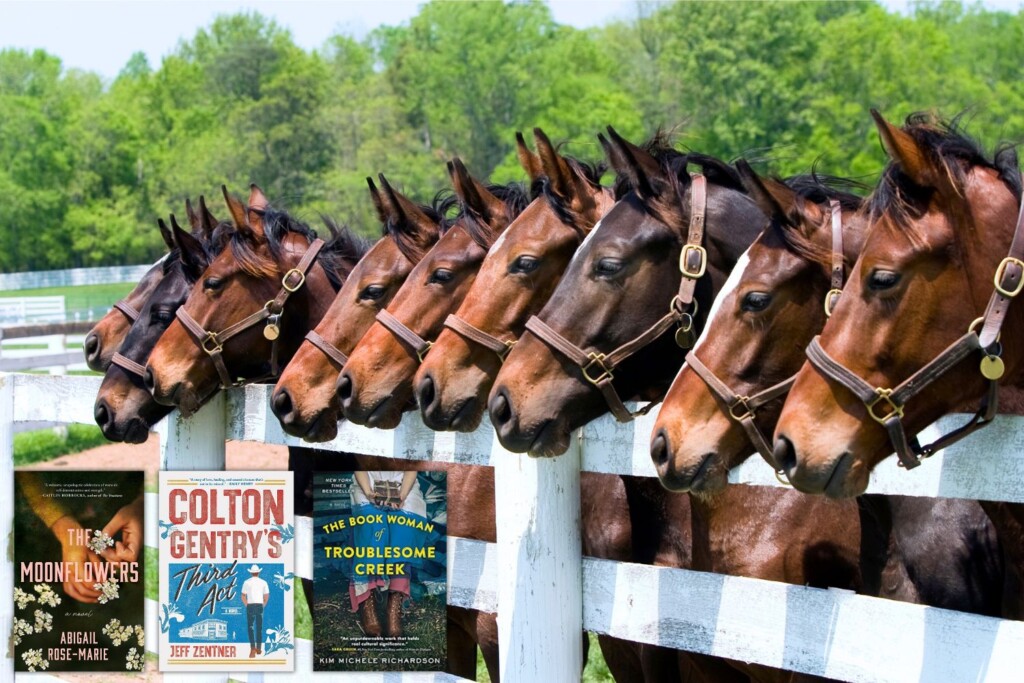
[246,604,264,649]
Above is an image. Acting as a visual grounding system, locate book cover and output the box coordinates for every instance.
[313,470,447,672]
[13,470,145,673]
[158,471,295,672]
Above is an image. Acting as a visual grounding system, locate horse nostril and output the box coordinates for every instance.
[489,390,512,429]
[651,429,670,466]
[417,375,436,409]
[84,333,100,359]
[272,388,293,420]
[143,367,156,393]
[336,373,354,404]
[773,435,797,473]
[94,401,111,429]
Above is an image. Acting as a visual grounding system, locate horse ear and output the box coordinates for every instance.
[533,128,577,200]
[367,177,389,225]
[516,131,543,183]
[737,160,794,225]
[448,157,505,228]
[379,174,441,257]
[246,184,269,236]
[222,186,255,237]
[198,195,218,241]
[598,132,627,176]
[171,214,208,276]
[606,125,665,199]
[185,198,201,233]
[158,218,175,251]
[871,109,937,188]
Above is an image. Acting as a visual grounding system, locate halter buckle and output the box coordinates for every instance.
[728,396,753,421]
[582,352,614,385]
[416,341,433,364]
[679,244,707,280]
[824,289,842,318]
[993,257,1024,298]
[201,332,223,355]
[282,268,306,293]
[866,387,903,424]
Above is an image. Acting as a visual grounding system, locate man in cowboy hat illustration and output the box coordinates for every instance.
[241,564,270,658]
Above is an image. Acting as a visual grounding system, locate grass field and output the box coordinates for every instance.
[13,424,108,466]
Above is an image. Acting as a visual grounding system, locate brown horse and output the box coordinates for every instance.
[271,176,451,441]
[774,112,1024,496]
[336,165,530,428]
[489,129,766,457]
[414,128,615,431]
[145,185,367,414]
[650,166,1004,617]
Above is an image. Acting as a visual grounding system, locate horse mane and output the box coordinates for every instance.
[867,112,1022,243]
[612,130,685,199]
[529,155,607,230]
[231,205,369,291]
[460,181,532,250]
[772,172,867,269]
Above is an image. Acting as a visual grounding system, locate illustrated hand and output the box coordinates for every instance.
[52,517,104,603]
[101,494,144,563]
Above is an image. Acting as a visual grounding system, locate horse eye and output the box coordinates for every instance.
[151,307,175,325]
[204,277,223,291]
[430,268,454,284]
[360,284,387,301]
[511,255,539,274]
[741,292,772,312]
[594,258,623,277]
[868,269,901,291]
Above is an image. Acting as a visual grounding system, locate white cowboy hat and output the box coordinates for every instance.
[248,564,262,573]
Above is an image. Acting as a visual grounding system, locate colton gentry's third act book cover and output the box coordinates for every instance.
[314,470,447,672]
[158,471,295,672]
[13,470,145,673]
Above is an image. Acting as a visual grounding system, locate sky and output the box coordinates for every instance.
[1,0,1022,80]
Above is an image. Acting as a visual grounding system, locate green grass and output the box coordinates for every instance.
[295,578,313,640]
[0,282,135,314]
[13,424,108,466]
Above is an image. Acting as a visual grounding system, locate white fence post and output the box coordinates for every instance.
[495,434,583,682]
[0,375,14,679]
[157,392,227,470]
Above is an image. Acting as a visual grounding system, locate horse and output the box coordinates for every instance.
[94,202,231,442]
[414,128,615,432]
[649,164,1004,616]
[144,184,367,414]
[772,111,1024,617]
[335,165,531,428]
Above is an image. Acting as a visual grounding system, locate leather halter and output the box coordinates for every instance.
[686,200,843,464]
[111,352,148,379]
[524,174,708,423]
[804,199,1024,469]
[113,300,140,323]
[375,308,434,363]
[303,329,349,369]
[175,238,325,389]
[443,314,516,361]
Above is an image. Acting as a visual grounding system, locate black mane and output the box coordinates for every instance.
[460,181,532,250]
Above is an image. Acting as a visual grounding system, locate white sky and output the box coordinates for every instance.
[0,0,1021,80]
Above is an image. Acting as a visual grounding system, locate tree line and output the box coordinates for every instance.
[1,0,1022,272]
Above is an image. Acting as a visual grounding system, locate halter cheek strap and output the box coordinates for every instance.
[443,314,516,361]
[375,308,434,364]
[176,238,326,389]
[805,197,1024,469]
[304,329,349,369]
[525,174,708,423]
[113,300,141,323]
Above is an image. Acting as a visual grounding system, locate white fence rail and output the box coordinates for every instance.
[0,296,66,325]
[3,373,1024,682]
[0,264,153,291]
[0,334,87,374]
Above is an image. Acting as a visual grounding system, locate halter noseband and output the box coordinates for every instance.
[443,314,517,361]
[524,173,708,423]
[375,308,434,364]
[175,238,325,389]
[303,329,349,369]
[804,199,1024,469]
[686,200,844,467]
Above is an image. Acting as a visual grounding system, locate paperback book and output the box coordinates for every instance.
[158,471,295,672]
[13,470,145,673]
[313,470,447,672]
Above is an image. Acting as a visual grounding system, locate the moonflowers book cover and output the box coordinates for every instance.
[158,471,295,671]
[13,470,145,673]
[313,470,447,672]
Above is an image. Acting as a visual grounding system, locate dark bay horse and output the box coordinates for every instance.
[95,205,231,442]
[414,128,615,432]
[144,185,367,414]
[271,175,451,441]
[650,165,1004,616]
[773,111,1024,617]
[336,166,531,428]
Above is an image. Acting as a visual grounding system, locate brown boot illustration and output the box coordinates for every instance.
[248,647,256,658]
[359,589,382,636]
[386,591,404,638]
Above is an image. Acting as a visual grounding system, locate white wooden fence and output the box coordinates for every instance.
[4,372,1024,682]
[0,296,66,325]
[0,264,153,291]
